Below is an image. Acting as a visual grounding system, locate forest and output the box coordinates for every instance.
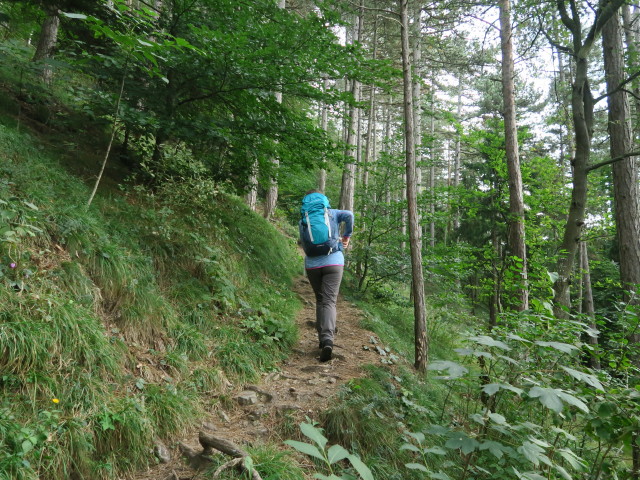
[0,0,639,479]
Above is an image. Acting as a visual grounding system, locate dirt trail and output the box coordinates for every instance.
[136,275,382,479]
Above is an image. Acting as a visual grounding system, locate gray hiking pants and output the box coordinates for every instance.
[306,265,343,346]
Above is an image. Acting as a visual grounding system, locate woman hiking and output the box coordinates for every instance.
[299,190,354,362]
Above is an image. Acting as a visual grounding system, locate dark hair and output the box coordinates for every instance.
[305,189,320,195]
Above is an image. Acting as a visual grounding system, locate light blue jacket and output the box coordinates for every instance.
[301,209,354,270]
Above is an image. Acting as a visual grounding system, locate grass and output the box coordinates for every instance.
[203,445,308,480]
[0,117,302,478]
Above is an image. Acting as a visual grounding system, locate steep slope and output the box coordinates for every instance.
[0,121,305,479]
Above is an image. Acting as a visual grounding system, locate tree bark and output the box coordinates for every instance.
[32,4,60,83]
[401,0,428,372]
[553,0,626,315]
[579,241,600,369]
[263,0,286,220]
[246,159,258,211]
[453,75,462,232]
[603,11,640,301]
[339,2,363,212]
[429,92,435,249]
[499,0,528,311]
[318,78,329,193]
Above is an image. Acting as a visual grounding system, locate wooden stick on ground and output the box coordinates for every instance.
[198,431,263,480]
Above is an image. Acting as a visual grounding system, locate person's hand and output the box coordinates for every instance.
[342,236,350,248]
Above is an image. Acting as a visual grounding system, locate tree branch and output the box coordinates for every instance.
[587,150,640,172]
[541,20,574,55]
[557,0,576,32]
[593,69,640,103]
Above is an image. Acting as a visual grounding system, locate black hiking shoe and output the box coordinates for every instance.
[318,328,338,349]
[320,341,333,362]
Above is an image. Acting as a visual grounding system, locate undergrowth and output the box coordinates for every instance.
[0,121,300,479]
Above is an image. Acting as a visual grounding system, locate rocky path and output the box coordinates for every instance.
[136,275,383,480]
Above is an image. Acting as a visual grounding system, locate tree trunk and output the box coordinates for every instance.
[263,0,286,220]
[552,0,626,314]
[579,241,600,369]
[603,11,640,301]
[401,0,428,372]
[246,159,258,211]
[499,0,528,311]
[318,78,329,193]
[87,73,127,207]
[32,4,60,83]
[412,8,422,195]
[453,75,462,232]
[622,6,640,120]
[339,2,363,212]
[429,101,435,248]
[489,227,501,328]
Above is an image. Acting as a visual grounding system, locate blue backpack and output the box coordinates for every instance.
[300,193,340,256]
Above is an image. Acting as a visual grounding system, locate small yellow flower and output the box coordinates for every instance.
[52,398,60,404]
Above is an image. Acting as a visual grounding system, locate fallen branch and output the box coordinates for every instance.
[198,431,263,480]
[199,431,249,457]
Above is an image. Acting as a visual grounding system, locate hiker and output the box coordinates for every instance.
[299,190,354,362]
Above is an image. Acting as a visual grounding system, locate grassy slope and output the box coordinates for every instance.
[0,119,303,479]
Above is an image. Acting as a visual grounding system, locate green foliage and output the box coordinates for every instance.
[285,422,374,480]
[400,312,640,479]
[0,119,301,478]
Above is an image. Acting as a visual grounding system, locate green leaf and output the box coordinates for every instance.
[556,391,589,413]
[506,333,531,342]
[429,471,452,480]
[560,366,604,391]
[427,360,468,379]
[21,440,33,453]
[517,441,551,467]
[597,402,617,418]
[521,473,546,480]
[554,464,573,480]
[348,454,374,480]
[424,446,447,455]
[23,201,38,210]
[482,383,523,396]
[528,437,551,448]
[406,431,425,443]
[488,412,507,425]
[445,434,479,455]
[61,12,88,19]
[470,335,511,351]
[528,387,563,413]
[400,443,420,452]
[406,463,429,472]
[300,422,328,450]
[327,444,349,464]
[551,427,577,441]
[534,341,579,354]
[284,440,325,461]
[479,440,504,459]
[470,413,485,425]
[243,456,254,473]
[557,448,586,470]
[481,384,501,395]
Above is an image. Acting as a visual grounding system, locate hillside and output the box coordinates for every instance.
[2,0,640,475]
[0,117,306,478]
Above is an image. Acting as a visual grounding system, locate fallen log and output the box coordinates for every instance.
[199,431,248,458]
[178,431,263,480]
